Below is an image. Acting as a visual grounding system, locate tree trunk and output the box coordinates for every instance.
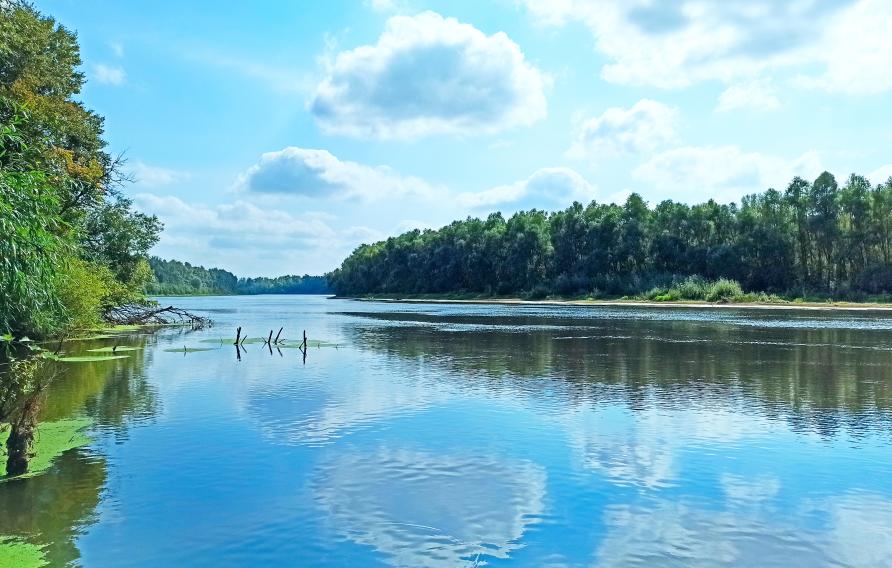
[5,422,33,476]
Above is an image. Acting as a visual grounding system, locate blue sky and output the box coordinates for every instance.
[42,0,892,276]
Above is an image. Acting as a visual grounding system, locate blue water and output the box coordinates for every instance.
[5,296,892,566]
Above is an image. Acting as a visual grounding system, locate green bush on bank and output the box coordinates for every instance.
[640,277,747,303]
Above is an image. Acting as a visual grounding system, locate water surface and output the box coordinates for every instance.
[3,296,892,566]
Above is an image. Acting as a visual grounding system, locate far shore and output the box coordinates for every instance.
[339,295,892,312]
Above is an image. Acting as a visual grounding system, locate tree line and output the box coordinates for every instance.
[147,257,329,296]
[328,171,892,300]
[1,2,161,337]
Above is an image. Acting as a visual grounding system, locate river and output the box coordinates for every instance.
[2,295,892,566]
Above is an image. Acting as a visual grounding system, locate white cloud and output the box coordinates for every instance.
[93,63,126,86]
[800,0,892,94]
[717,81,781,112]
[131,162,190,187]
[869,164,892,185]
[134,194,335,247]
[132,193,372,274]
[633,146,823,201]
[458,167,596,209]
[237,147,439,201]
[310,11,548,139]
[569,99,677,158]
[522,0,892,95]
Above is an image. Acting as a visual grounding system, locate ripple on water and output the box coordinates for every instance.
[312,447,547,566]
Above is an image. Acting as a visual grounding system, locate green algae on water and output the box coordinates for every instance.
[59,335,121,342]
[86,346,142,353]
[0,537,47,568]
[1,418,92,479]
[56,355,130,363]
[86,324,144,333]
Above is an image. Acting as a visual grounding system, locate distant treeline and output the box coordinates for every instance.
[146,257,329,295]
[328,172,892,300]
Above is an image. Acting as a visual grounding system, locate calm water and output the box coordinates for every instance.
[3,296,892,567]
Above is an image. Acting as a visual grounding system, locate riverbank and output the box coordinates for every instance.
[342,294,892,312]
[148,292,331,298]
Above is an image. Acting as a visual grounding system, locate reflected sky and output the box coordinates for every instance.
[314,447,546,566]
[3,296,892,566]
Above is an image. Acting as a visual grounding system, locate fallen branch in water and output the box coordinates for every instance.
[104,304,212,328]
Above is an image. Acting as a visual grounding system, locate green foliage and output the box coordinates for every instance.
[0,4,162,338]
[705,278,744,302]
[54,257,114,331]
[80,196,161,282]
[0,152,66,336]
[674,276,708,300]
[146,257,329,295]
[329,173,892,301]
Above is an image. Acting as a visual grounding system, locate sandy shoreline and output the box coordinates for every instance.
[342,296,892,312]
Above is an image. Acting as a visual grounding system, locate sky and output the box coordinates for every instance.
[40,0,892,276]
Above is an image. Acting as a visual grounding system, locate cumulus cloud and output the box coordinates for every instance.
[868,164,892,185]
[569,99,677,158]
[310,11,548,139]
[633,146,823,201]
[799,0,892,94]
[522,0,892,94]
[237,147,438,200]
[134,194,334,246]
[130,162,190,187]
[717,81,781,112]
[93,63,126,85]
[457,167,596,210]
[132,194,373,274]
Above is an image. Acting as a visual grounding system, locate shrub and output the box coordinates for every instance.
[642,287,666,300]
[526,284,551,300]
[674,276,709,300]
[705,278,744,302]
[654,293,677,301]
[55,257,113,331]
